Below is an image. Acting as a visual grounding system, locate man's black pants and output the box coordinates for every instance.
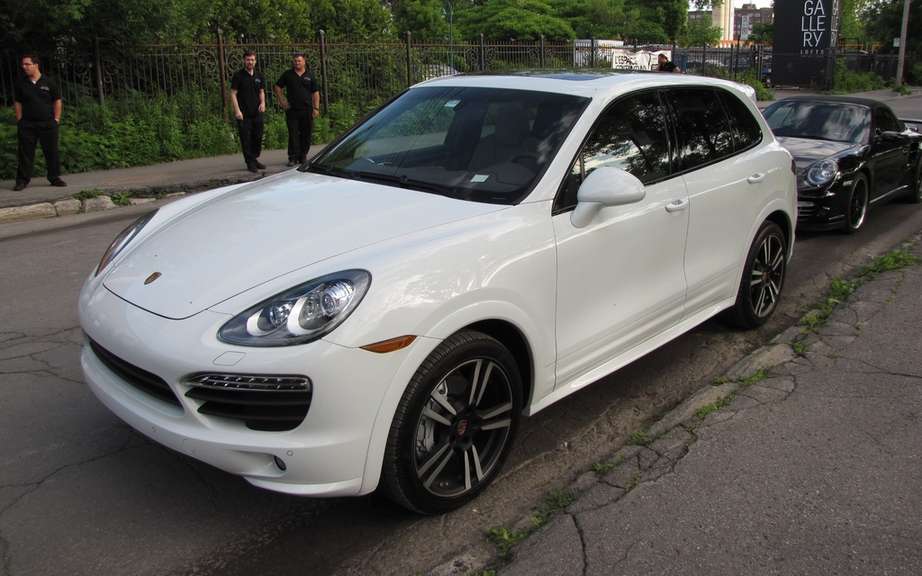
[285,109,312,163]
[16,120,61,184]
[236,115,264,167]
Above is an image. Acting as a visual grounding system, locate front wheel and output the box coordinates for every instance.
[725,220,787,329]
[381,330,522,514]
[843,174,869,233]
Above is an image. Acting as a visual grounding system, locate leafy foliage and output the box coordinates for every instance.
[456,0,576,40]
[681,20,722,47]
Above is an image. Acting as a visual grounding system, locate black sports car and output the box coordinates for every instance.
[763,96,922,232]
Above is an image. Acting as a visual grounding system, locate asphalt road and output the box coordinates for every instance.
[1,96,921,576]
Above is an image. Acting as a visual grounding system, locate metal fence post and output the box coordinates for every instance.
[479,33,486,71]
[540,35,545,68]
[93,36,105,106]
[702,43,707,72]
[216,27,228,121]
[318,29,329,114]
[590,37,596,68]
[405,31,412,87]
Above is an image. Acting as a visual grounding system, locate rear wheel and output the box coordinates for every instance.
[381,330,522,514]
[906,161,922,204]
[725,220,787,329]
[843,174,869,233]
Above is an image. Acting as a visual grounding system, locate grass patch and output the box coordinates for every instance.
[801,249,919,333]
[894,84,912,96]
[712,375,731,386]
[110,192,132,206]
[73,188,102,201]
[791,340,807,355]
[740,368,767,387]
[628,430,653,446]
[486,489,575,557]
[591,460,616,474]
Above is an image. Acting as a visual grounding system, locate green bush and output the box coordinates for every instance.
[911,62,922,86]
[736,71,775,101]
[832,62,886,93]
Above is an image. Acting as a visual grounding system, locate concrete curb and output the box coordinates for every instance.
[0,173,274,224]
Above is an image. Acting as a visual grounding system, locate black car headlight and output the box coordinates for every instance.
[218,270,371,347]
[805,159,838,187]
[95,210,158,276]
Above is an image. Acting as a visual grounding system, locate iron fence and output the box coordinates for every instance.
[1,36,902,117]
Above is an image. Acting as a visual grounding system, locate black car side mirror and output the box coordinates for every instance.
[876,129,906,142]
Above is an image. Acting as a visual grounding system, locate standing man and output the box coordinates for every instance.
[13,53,66,191]
[230,50,266,173]
[274,53,320,166]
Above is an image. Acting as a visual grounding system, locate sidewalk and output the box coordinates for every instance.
[494,236,922,575]
[0,144,323,221]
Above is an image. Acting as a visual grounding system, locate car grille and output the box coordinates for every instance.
[88,338,182,407]
[184,373,312,432]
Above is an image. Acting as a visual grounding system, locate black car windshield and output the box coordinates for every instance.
[306,86,590,204]
[763,100,870,144]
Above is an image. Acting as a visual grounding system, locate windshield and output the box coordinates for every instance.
[307,86,590,204]
[763,100,870,144]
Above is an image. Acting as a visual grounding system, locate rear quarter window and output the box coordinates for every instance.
[718,90,763,151]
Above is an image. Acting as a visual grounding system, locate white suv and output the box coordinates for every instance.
[79,72,796,513]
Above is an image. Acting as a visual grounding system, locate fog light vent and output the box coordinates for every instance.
[185,372,312,432]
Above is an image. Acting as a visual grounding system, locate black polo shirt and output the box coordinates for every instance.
[230,68,266,117]
[14,75,61,122]
[275,69,320,111]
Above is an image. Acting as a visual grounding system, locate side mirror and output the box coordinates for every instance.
[876,129,906,143]
[571,166,646,228]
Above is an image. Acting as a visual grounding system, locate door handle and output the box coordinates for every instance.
[665,198,689,213]
[747,172,766,184]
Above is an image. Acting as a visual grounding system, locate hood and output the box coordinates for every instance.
[103,171,504,319]
[776,136,858,172]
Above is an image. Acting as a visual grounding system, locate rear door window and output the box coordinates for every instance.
[667,88,734,171]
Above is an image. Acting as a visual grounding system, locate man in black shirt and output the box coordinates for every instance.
[657,53,680,73]
[274,53,321,166]
[13,53,66,190]
[231,50,267,173]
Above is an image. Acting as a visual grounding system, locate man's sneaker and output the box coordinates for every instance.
[254,161,266,169]
[13,181,27,191]
[50,178,67,187]
[286,159,297,167]
[246,164,259,174]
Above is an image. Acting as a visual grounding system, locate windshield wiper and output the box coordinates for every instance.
[349,170,455,197]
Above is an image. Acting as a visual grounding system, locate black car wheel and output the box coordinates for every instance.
[381,330,522,514]
[843,174,869,233]
[725,220,787,329]
[907,161,922,204]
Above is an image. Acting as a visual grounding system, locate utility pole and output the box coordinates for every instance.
[895,0,910,87]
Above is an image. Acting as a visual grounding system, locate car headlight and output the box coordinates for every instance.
[218,270,371,347]
[806,159,838,187]
[95,210,158,276]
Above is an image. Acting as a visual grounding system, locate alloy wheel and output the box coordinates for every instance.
[412,358,514,498]
[749,233,785,319]
[849,180,869,230]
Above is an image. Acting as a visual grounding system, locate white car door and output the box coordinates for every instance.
[553,91,689,387]
[668,87,776,315]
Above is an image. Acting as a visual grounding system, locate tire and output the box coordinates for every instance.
[725,220,787,329]
[905,161,922,204]
[842,173,869,234]
[381,330,523,514]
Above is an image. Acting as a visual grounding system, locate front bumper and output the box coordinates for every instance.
[79,285,409,497]
[795,178,851,231]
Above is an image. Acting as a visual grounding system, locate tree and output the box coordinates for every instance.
[553,0,626,39]
[748,22,773,43]
[392,0,450,40]
[456,0,576,40]
[681,20,722,47]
